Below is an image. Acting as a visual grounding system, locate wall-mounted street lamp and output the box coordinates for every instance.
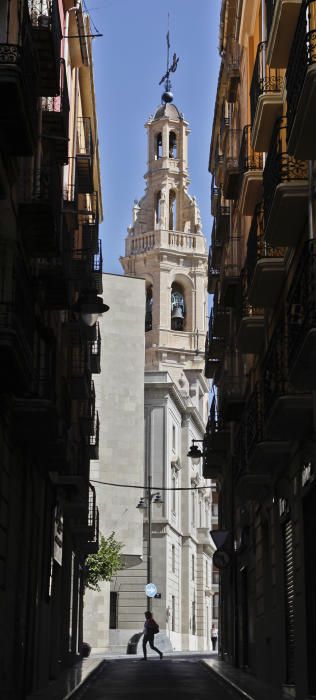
[136,476,163,611]
[187,439,205,465]
[72,289,109,328]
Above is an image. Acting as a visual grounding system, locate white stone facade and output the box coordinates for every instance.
[83,273,145,652]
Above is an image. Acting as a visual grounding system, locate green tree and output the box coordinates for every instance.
[85,532,123,592]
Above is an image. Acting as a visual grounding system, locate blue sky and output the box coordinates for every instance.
[84,0,222,274]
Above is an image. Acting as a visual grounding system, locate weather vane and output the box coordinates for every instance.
[159,17,179,103]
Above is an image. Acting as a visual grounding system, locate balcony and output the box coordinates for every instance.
[63,183,78,230]
[211,176,220,216]
[89,411,100,460]
[219,361,245,422]
[72,484,99,555]
[287,240,316,389]
[226,38,241,102]
[238,125,263,215]
[214,136,224,185]
[264,117,308,246]
[262,315,313,441]
[237,301,265,354]
[246,204,285,307]
[204,311,224,382]
[19,164,62,256]
[220,101,232,150]
[212,290,230,337]
[266,0,301,68]
[207,247,219,295]
[67,322,91,400]
[78,191,99,225]
[221,236,241,307]
[240,383,292,476]
[286,1,316,158]
[216,192,230,242]
[206,395,230,453]
[71,239,103,295]
[13,366,58,446]
[33,255,71,309]
[210,221,223,270]
[222,129,241,199]
[250,41,284,151]
[42,58,69,164]
[0,243,34,393]
[28,0,61,96]
[0,30,38,155]
[90,323,101,374]
[203,435,224,480]
[196,528,214,556]
[76,116,94,193]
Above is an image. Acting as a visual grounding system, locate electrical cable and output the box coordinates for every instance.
[91,479,212,491]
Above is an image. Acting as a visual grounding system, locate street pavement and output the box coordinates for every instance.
[75,654,241,700]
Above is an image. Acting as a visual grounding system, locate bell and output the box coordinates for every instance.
[171,305,184,320]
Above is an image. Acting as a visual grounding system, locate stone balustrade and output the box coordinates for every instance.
[126,229,207,256]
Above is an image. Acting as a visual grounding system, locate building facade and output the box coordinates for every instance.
[0,2,105,697]
[206,1,316,698]
[117,88,218,652]
[83,272,145,652]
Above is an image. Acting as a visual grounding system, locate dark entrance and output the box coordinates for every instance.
[303,485,316,695]
[240,567,249,668]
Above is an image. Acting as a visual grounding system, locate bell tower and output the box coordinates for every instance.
[120,52,208,377]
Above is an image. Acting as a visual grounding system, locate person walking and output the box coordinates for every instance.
[142,611,163,659]
[211,623,218,651]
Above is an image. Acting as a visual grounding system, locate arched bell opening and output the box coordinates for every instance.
[156,132,162,159]
[169,131,177,158]
[169,190,177,231]
[155,190,161,228]
[171,282,185,331]
[145,284,153,332]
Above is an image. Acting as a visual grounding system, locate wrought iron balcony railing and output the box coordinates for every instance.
[42,58,69,163]
[286,0,316,142]
[225,38,241,102]
[250,41,284,126]
[287,239,316,372]
[239,125,263,173]
[28,0,61,95]
[19,163,62,255]
[208,245,220,294]
[0,27,39,154]
[246,203,284,290]
[90,322,101,374]
[77,116,93,156]
[211,175,220,216]
[263,116,308,228]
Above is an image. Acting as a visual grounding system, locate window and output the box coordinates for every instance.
[206,561,209,587]
[212,503,218,518]
[172,424,176,452]
[199,499,202,527]
[213,592,219,620]
[156,132,162,159]
[192,600,196,635]
[169,131,177,158]
[172,595,176,631]
[171,283,185,331]
[145,285,153,332]
[172,545,175,573]
[213,568,219,586]
[192,554,195,581]
[169,189,177,230]
[155,190,161,227]
[172,469,177,514]
[110,592,118,629]
[191,491,195,526]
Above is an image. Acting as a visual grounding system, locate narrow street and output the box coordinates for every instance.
[77,655,239,700]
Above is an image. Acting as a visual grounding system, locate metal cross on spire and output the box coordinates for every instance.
[158,18,179,102]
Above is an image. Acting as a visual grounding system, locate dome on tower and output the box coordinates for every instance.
[153,102,182,121]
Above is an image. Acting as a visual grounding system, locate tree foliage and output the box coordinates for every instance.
[85,532,123,592]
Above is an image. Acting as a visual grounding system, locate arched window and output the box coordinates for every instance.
[169,190,176,230]
[145,284,153,332]
[169,131,177,158]
[155,191,161,227]
[156,132,162,159]
[171,282,185,331]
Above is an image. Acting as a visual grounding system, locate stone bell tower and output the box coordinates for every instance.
[120,81,208,377]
